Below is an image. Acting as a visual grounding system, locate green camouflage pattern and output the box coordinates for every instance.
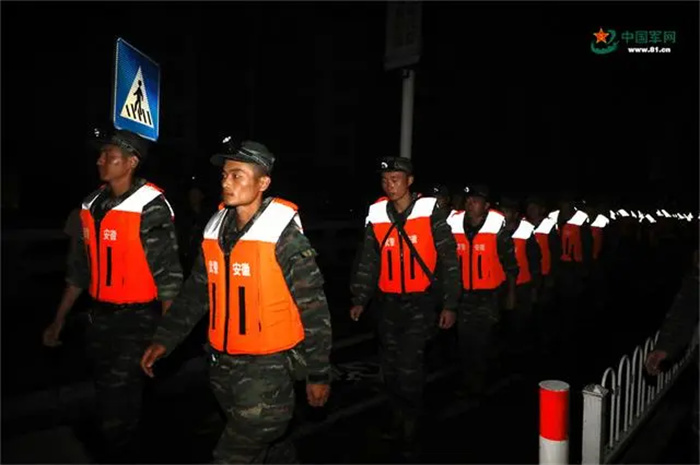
[85,304,160,462]
[66,177,184,301]
[153,197,332,383]
[208,351,296,464]
[350,194,462,311]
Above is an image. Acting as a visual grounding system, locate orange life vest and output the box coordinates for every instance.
[533,217,556,276]
[590,214,609,260]
[366,196,438,294]
[448,209,506,291]
[556,210,589,263]
[80,183,173,304]
[202,198,305,355]
[511,219,535,285]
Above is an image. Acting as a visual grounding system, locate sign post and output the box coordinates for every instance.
[112,38,161,142]
[384,1,422,161]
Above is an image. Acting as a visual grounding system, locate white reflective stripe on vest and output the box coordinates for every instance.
[566,210,589,226]
[511,219,535,240]
[113,185,163,213]
[202,201,296,244]
[365,197,436,226]
[535,217,557,235]
[590,214,609,228]
[447,210,465,233]
[447,209,504,235]
[481,210,506,234]
[81,184,163,214]
[203,209,227,240]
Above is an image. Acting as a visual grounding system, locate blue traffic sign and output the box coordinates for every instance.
[112,38,160,141]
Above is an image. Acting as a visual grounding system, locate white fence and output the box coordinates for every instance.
[581,329,698,464]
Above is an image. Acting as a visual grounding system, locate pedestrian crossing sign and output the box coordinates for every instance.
[112,38,160,141]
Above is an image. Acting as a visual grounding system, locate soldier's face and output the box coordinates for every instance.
[502,207,519,225]
[526,203,544,221]
[96,145,136,182]
[466,196,488,219]
[381,172,413,201]
[221,160,270,207]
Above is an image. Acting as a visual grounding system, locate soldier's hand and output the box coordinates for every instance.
[42,319,65,348]
[645,350,668,376]
[350,305,364,322]
[504,291,516,311]
[141,343,167,378]
[438,309,456,329]
[306,383,330,407]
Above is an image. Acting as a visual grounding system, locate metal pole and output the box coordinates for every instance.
[539,380,570,464]
[399,68,415,160]
[581,384,609,464]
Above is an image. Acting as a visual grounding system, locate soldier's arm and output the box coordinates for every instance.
[152,249,209,355]
[548,230,561,276]
[526,235,542,284]
[581,224,594,265]
[655,271,699,361]
[141,196,184,308]
[431,206,461,311]
[66,220,90,290]
[350,224,380,307]
[277,221,332,384]
[497,228,520,280]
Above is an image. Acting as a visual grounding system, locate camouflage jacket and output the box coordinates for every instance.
[66,177,183,301]
[350,193,462,311]
[655,266,699,361]
[152,197,332,383]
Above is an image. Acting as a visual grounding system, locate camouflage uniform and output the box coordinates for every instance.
[457,213,519,394]
[555,214,594,347]
[67,177,183,461]
[533,223,562,353]
[152,197,332,464]
[351,194,461,428]
[506,231,542,367]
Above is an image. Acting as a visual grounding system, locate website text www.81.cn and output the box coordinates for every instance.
[627,46,672,53]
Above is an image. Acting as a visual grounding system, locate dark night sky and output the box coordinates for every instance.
[1,1,698,227]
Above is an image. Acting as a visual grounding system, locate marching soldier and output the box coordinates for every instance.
[140,139,332,463]
[43,128,183,462]
[350,157,461,453]
[501,196,541,369]
[448,184,518,397]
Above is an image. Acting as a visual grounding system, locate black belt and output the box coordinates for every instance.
[92,300,157,311]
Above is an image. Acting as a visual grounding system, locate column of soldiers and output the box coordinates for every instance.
[42,129,691,464]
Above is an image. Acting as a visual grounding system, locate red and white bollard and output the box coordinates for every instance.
[539,380,570,464]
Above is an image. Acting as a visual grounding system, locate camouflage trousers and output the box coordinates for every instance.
[376,293,433,421]
[85,304,160,462]
[457,290,501,393]
[209,351,296,464]
[502,283,534,358]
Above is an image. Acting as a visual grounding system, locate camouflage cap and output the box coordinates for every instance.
[210,137,275,173]
[430,184,449,197]
[499,195,521,210]
[89,128,150,160]
[463,184,490,200]
[377,157,413,175]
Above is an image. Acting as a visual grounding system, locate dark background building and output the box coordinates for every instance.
[2,1,698,228]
